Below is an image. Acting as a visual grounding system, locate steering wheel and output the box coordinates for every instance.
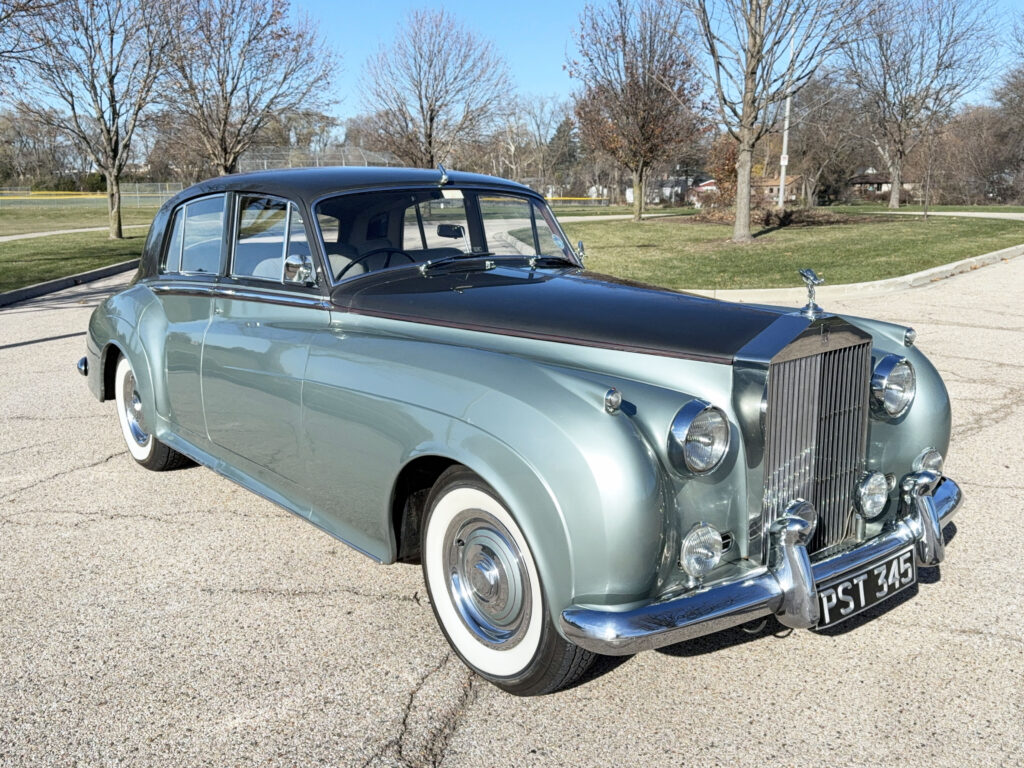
[336,247,416,278]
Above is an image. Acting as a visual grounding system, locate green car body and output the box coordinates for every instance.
[81,167,962,694]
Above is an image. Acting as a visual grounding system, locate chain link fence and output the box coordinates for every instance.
[0,183,184,211]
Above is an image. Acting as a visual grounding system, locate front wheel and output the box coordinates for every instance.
[421,466,594,695]
[114,356,191,471]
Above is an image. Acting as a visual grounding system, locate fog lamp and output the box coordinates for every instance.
[856,471,890,519]
[913,448,944,474]
[680,523,723,579]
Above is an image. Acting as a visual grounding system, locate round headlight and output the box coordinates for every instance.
[857,471,890,519]
[680,523,723,579]
[913,447,944,474]
[871,355,916,418]
[668,401,730,475]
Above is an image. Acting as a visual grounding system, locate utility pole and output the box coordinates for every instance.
[778,38,794,210]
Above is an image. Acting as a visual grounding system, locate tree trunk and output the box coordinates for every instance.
[632,167,644,222]
[887,162,902,209]
[733,134,754,242]
[107,172,123,240]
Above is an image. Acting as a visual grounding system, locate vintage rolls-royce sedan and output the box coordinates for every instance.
[79,167,962,695]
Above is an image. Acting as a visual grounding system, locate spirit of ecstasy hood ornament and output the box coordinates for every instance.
[799,268,824,319]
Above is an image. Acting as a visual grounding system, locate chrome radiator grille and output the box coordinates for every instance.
[762,340,872,555]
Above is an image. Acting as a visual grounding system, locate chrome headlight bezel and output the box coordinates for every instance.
[870,354,916,419]
[668,400,730,476]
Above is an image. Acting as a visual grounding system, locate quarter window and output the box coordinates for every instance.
[162,195,226,275]
[180,196,226,274]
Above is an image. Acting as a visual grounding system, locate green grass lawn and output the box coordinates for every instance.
[0,205,159,236]
[0,231,145,293]
[3,208,1023,296]
[561,214,1024,290]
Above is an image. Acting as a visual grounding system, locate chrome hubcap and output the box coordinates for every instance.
[121,368,149,446]
[445,510,531,648]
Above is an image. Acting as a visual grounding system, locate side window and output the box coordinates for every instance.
[180,196,226,274]
[162,208,184,273]
[232,196,309,282]
[233,196,288,280]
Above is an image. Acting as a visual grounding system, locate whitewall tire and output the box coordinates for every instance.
[421,466,594,695]
[113,355,190,471]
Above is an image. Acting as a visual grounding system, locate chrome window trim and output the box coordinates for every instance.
[149,281,330,310]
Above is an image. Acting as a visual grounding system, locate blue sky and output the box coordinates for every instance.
[302,0,589,119]
[304,0,1023,123]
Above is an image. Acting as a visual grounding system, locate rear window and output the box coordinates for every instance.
[162,195,226,275]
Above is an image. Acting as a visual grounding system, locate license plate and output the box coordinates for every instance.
[816,547,916,629]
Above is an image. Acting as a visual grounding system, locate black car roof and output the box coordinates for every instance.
[165,166,536,209]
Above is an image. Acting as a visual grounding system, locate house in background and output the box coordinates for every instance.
[752,175,803,204]
[848,167,921,200]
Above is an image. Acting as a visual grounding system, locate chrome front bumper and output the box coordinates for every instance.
[560,472,962,655]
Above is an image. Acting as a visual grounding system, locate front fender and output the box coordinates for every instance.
[842,315,952,473]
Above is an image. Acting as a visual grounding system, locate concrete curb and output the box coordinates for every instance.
[0,259,139,308]
[688,242,1024,304]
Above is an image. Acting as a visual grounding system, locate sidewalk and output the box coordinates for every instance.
[0,224,149,243]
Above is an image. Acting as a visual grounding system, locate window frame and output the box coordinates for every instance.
[159,193,228,277]
[228,192,322,290]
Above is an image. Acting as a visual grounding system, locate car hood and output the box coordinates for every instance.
[330,265,793,364]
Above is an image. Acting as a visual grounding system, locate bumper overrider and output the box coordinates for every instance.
[560,471,962,655]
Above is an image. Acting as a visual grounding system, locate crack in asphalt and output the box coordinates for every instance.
[0,451,124,501]
[0,438,65,457]
[3,413,108,422]
[951,382,1024,441]
[198,583,427,606]
[359,652,478,768]
[933,353,1024,370]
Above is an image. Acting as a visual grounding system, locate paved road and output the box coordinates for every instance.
[1,264,1021,767]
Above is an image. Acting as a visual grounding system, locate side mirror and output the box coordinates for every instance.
[576,240,586,263]
[437,223,465,239]
[283,252,316,285]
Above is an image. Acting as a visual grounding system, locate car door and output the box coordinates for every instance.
[200,194,329,508]
[151,194,227,442]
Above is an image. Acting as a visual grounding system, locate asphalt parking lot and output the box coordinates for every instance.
[1,260,1022,767]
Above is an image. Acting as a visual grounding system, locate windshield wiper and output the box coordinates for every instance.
[419,254,495,275]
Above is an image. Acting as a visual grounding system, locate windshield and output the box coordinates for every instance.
[315,188,576,282]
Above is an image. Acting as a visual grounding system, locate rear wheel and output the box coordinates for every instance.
[421,466,594,695]
[114,356,190,471]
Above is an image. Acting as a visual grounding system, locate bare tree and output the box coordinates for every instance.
[13,0,167,237]
[0,0,50,76]
[841,0,995,209]
[163,0,332,176]
[685,0,860,241]
[788,73,861,207]
[570,0,705,221]
[0,106,90,185]
[360,8,510,168]
[521,94,567,192]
